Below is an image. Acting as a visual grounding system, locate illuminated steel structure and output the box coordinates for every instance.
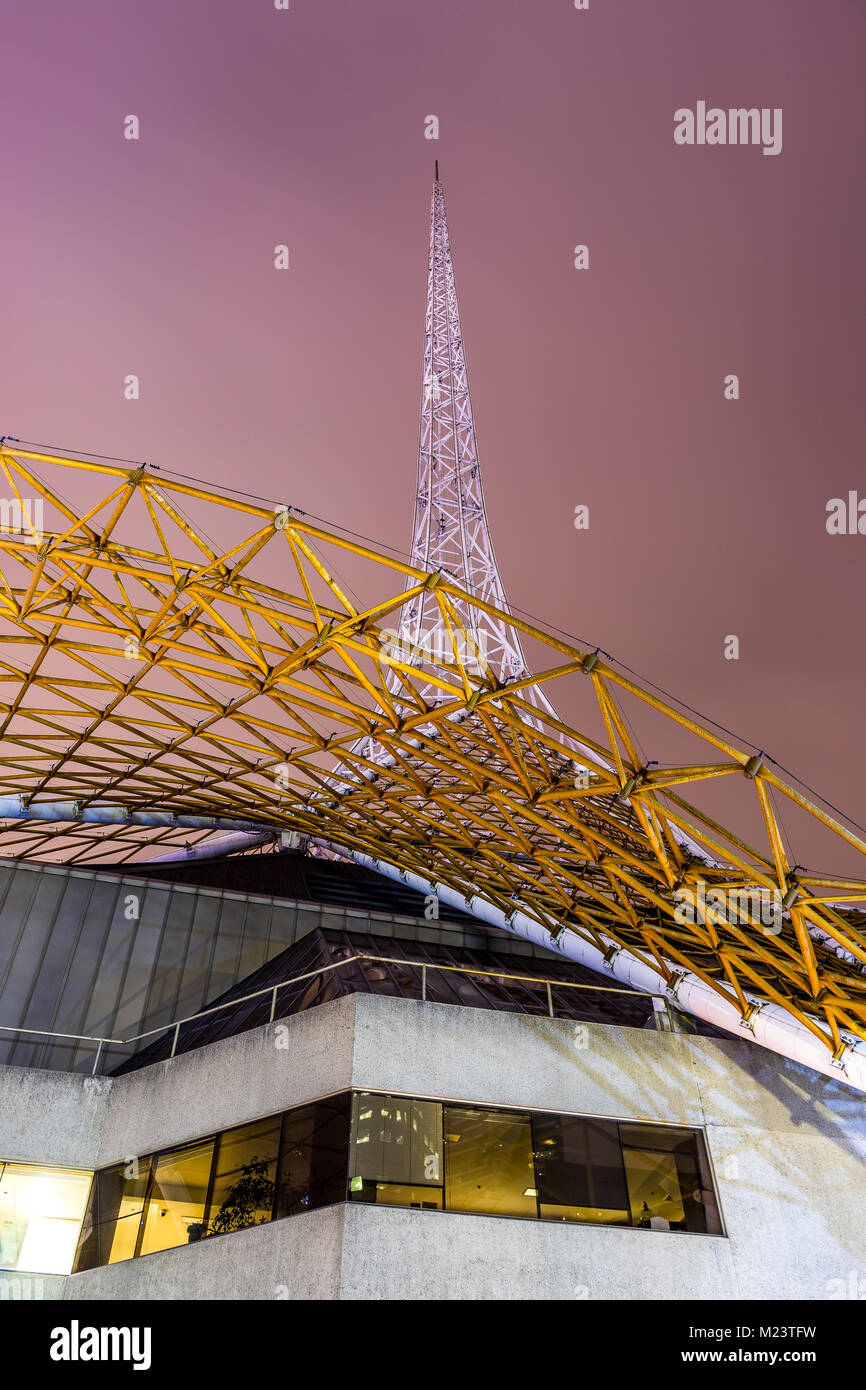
[395,162,554,722]
[1,444,866,1085]
[1,174,866,1090]
[339,166,592,790]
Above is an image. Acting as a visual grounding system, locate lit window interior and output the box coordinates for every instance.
[0,1163,91,1275]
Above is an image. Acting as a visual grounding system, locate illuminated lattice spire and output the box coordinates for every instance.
[393,168,558,721]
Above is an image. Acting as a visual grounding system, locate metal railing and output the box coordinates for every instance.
[0,953,668,1074]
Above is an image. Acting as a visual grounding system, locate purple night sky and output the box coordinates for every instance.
[1,0,865,867]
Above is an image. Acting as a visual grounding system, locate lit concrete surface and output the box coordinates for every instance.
[66,1206,344,1301]
[0,1064,110,1168]
[93,998,355,1167]
[338,1204,737,1300]
[64,1203,732,1301]
[2,993,866,1299]
[350,995,710,1124]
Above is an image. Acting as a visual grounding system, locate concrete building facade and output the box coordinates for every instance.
[2,992,864,1301]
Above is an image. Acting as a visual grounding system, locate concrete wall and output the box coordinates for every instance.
[0,1065,110,1169]
[2,994,865,1300]
[57,1208,345,1302]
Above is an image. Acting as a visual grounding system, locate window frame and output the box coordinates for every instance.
[70,1087,726,1273]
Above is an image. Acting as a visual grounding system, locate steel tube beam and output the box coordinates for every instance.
[0,798,271,834]
[145,830,275,862]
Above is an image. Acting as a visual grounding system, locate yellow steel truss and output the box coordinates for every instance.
[1,445,865,1055]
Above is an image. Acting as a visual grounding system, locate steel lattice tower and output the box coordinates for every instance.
[390,165,558,723]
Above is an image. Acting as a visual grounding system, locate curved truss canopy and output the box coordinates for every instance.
[1,447,866,1077]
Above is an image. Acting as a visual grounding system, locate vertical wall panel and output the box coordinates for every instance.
[139,888,198,1034]
[0,872,67,1066]
[0,860,426,1074]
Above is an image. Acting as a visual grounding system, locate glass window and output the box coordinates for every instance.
[352,1181,443,1210]
[275,1094,351,1218]
[139,1138,215,1256]
[205,1117,280,1236]
[73,1159,151,1270]
[444,1105,536,1218]
[349,1093,443,1206]
[70,1095,723,1273]
[0,1162,91,1275]
[532,1113,630,1225]
[619,1123,722,1234]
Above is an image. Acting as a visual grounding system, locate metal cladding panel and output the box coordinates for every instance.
[179,892,226,1006]
[0,871,65,1032]
[111,885,173,1039]
[0,863,42,988]
[138,888,199,1034]
[233,896,277,981]
[205,895,253,1004]
[6,876,71,1061]
[0,862,322,1074]
[42,874,104,1071]
[78,880,136,1038]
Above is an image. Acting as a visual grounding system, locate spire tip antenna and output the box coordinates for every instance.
[434,159,439,182]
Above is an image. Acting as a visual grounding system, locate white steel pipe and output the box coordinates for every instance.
[145,830,274,863]
[0,797,270,834]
